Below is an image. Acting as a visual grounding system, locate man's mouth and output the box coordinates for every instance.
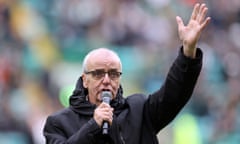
[101,88,110,92]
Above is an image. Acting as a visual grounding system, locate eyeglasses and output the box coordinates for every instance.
[84,69,122,80]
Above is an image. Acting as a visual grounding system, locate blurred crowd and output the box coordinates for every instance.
[0,0,240,143]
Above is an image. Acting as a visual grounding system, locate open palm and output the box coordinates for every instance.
[176,3,211,57]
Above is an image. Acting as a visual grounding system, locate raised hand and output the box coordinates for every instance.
[176,3,211,58]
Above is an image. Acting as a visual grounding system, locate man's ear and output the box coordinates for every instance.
[82,74,88,88]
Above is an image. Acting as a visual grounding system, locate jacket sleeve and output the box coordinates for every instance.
[143,46,203,133]
[43,115,100,144]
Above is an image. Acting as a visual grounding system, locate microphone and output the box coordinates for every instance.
[101,91,112,135]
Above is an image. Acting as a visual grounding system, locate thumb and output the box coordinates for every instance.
[176,16,184,28]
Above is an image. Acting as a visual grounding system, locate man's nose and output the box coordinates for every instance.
[102,73,111,83]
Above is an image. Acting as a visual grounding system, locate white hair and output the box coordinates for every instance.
[82,48,122,74]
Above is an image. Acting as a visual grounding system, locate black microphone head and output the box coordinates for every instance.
[101,91,112,104]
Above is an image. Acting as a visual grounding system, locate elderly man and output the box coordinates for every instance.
[43,3,210,144]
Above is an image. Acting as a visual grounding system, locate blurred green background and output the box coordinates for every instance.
[0,0,240,143]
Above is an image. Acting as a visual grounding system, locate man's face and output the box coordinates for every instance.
[82,50,122,106]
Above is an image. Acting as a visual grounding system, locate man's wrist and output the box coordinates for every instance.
[183,44,197,58]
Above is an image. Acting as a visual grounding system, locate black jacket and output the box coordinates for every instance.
[43,47,203,144]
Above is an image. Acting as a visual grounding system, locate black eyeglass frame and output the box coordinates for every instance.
[84,69,122,80]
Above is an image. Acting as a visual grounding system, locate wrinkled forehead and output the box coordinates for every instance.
[87,49,122,71]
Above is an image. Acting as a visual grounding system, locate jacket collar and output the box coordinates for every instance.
[69,77,127,116]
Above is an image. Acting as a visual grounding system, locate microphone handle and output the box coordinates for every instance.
[102,121,109,135]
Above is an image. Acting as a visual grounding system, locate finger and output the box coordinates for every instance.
[198,3,206,16]
[191,3,200,20]
[102,111,113,123]
[108,113,114,125]
[197,4,208,23]
[100,106,114,115]
[99,102,111,108]
[94,109,104,126]
[102,111,113,117]
[200,7,208,24]
[109,117,113,125]
[200,17,211,31]
[176,16,184,28]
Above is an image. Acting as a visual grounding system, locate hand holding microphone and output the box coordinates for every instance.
[93,91,113,135]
